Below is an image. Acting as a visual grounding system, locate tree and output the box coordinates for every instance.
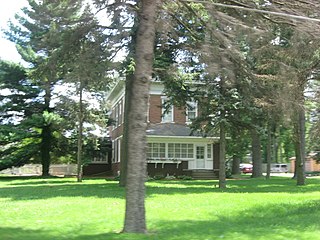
[123,0,160,233]
[5,0,91,176]
[4,0,114,177]
[57,7,113,182]
[0,60,42,170]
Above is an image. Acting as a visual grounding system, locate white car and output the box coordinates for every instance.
[271,164,288,173]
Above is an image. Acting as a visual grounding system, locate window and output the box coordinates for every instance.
[112,141,116,163]
[112,139,121,163]
[186,101,197,122]
[147,143,166,159]
[207,144,212,159]
[118,100,123,125]
[161,97,173,122]
[168,143,193,159]
[114,104,119,126]
[92,152,108,163]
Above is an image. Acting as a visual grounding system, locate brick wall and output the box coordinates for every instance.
[174,106,186,124]
[149,95,162,123]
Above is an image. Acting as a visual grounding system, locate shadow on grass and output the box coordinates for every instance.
[150,199,320,240]
[146,177,320,195]
[1,176,319,202]
[0,182,125,201]
[2,200,319,240]
[0,227,149,240]
[0,227,56,240]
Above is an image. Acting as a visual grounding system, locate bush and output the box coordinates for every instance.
[177,175,193,180]
[154,175,165,180]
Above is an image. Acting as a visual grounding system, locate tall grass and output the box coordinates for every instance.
[0,176,319,240]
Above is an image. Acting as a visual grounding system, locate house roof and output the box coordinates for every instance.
[147,123,206,137]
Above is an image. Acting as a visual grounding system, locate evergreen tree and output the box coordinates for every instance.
[5,0,96,176]
[0,60,42,170]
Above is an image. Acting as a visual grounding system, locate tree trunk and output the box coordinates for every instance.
[293,105,306,185]
[40,125,51,176]
[40,82,52,177]
[123,0,159,233]
[231,155,241,175]
[266,122,272,180]
[77,81,84,182]
[251,128,263,178]
[219,121,226,188]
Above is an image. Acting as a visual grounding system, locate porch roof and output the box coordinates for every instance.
[147,123,207,137]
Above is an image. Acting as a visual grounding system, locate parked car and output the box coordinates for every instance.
[240,163,253,174]
[271,164,288,173]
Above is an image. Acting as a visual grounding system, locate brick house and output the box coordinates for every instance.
[107,79,220,179]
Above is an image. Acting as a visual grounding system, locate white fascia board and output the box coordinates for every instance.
[106,79,125,105]
[150,81,165,95]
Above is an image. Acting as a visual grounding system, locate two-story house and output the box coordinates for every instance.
[107,79,220,179]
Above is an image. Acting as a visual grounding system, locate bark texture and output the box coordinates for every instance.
[219,122,226,188]
[231,155,241,175]
[77,82,84,182]
[293,106,306,185]
[40,82,52,176]
[123,0,160,233]
[251,128,263,178]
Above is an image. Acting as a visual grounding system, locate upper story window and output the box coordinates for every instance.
[112,98,124,128]
[161,97,173,123]
[186,101,197,123]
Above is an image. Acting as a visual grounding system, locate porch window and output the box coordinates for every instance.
[147,143,166,159]
[207,144,212,159]
[92,152,108,163]
[168,143,193,159]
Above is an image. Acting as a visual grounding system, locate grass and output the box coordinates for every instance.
[0,176,319,240]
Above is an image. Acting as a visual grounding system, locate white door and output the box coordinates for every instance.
[195,145,205,169]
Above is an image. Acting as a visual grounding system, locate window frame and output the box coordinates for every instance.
[186,100,198,123]
[161,97,174,123]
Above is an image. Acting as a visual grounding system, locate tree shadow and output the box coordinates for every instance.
[0,227,153,240]
[146,177,320,196]
[1,177,319,202]
[0,182,125,201]
[151,199,320,240]
[0,227,55,240]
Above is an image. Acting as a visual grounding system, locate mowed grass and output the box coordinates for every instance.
[0,176,319,240]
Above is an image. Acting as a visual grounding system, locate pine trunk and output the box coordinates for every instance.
[40,125,51,176]
[231,155,241,175]
[40,82,52,177]
[251,128,263,178]
[293,106,306,185]
[266,122,272,180]
[77,82,84,182]
[219,121,226,188]
[123,0,159,233]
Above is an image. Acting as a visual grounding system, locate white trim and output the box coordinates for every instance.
[147,160,182,169]
[147,135,219,142]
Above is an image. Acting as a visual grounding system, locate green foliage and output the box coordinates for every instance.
[176,175,193,180]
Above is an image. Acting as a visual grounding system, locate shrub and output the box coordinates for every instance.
[177,175,193,180]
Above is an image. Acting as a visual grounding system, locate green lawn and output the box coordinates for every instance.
[0,176,319,240]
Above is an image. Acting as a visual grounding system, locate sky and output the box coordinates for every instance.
[0,0,27,64]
